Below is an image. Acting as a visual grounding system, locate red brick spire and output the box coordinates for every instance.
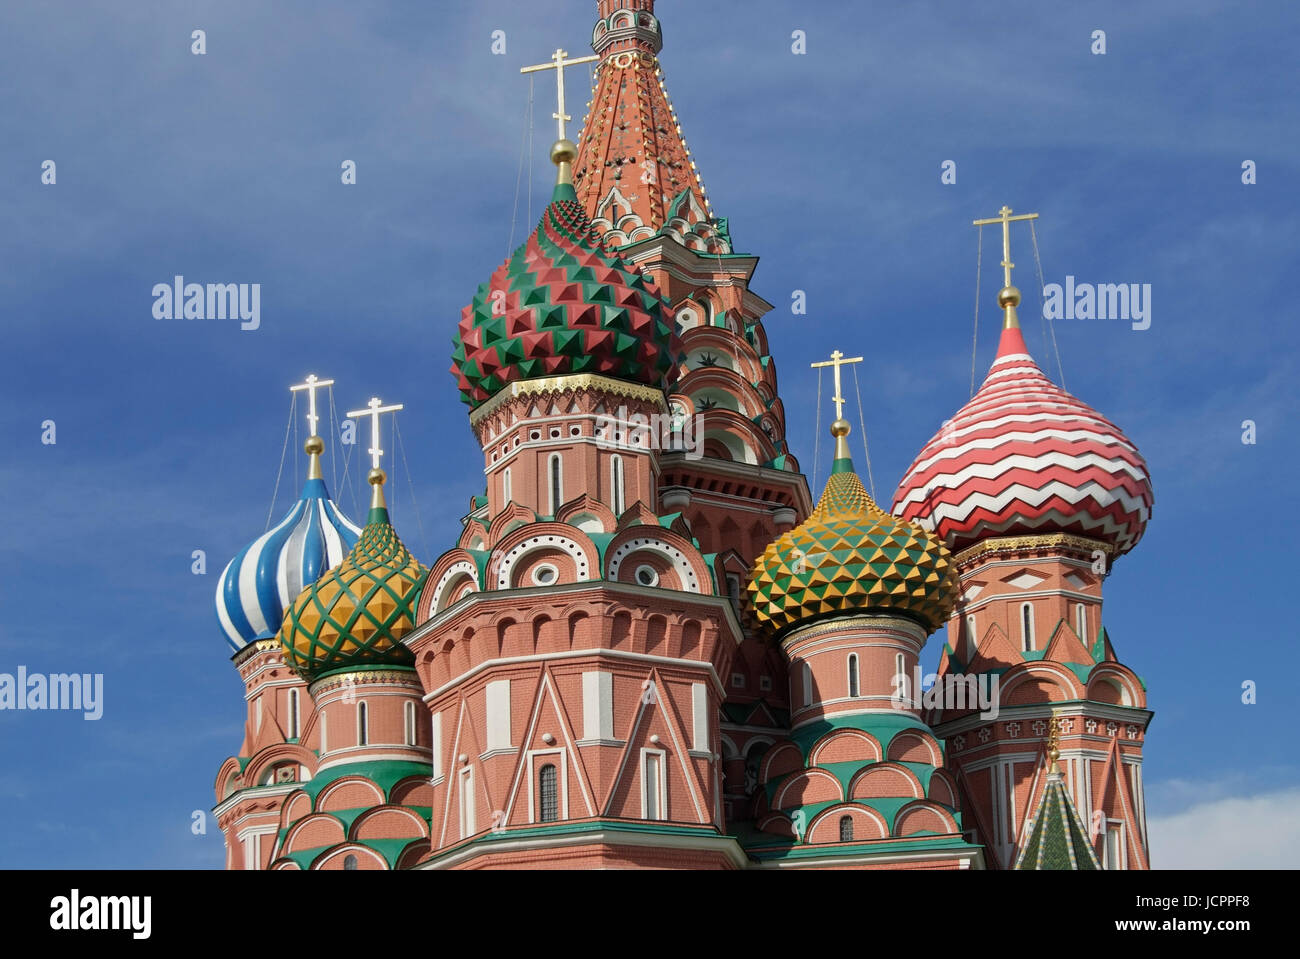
[574,0,720,252]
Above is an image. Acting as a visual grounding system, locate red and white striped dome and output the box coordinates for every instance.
[892,325,1153,557]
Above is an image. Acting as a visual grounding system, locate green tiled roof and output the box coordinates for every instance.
[1014,772,1100,870]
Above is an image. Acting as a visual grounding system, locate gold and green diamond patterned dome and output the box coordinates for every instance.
[749,420,958,637]
[278,473,429,682]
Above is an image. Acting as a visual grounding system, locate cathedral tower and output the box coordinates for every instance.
[891,209,1156,869]
[572,0,811,820]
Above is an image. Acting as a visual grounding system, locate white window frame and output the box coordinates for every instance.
[357,700,368,747]
[403,701,417,747]
[548,453,563,514]
[611,454,625,516]
[640,748,667,821]
[1021,602,1035,653]
[1104,819,1126,870]
[502,466,512,504]
[287,688,299,740]
[458,766,476,839]
[527,748,568,823]
[847,653,860,698]
[1075,602,1087,641]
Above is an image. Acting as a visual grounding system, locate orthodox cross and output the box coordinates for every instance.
[972,205,1039,288]
[346,396,403,471]
[810,350,864,420]
[289,373,334,436]
[521,48,600,141]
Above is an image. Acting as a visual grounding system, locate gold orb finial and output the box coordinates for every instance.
[998,285,1021,309]
[830,418,851,438]
[551,138,578,188]
[551,139,578,165]
[304,435,325,456]
[368,468,386,486]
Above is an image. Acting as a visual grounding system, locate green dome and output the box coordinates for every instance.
[749,457,957,636]
[278,506,429,681]
[450,183,683,410]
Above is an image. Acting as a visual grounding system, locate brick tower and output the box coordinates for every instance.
[892,212,1156,869]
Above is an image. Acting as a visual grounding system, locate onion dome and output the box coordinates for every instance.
[892,310,1154,557]
[216,436,362,652]
[278,469,429,682]
[450,139,683,411]
[749,420,957,636]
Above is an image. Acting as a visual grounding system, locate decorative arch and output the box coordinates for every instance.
[807,803,888,844]
[893,800,959,838]
[848,762,923,800]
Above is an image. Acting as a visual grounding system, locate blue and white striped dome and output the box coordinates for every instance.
[216,476,363,651]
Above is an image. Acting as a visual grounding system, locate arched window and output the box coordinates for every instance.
[548,454,563,514]
[539,764,559,823]
[357,701,368,746]
[847,653,860,698]
[502,467,512,504]
[287,688,300,740]
[343,854,358,871]
[965,615,977,658]
[839,815,854,842]
[1075,602,1087,641]
[801,662,813,707]
[896,653,909,705]
[403,701,417,747]
[1021,603,1035,652]
[610,454,625,516]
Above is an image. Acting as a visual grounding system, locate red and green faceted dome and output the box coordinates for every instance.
[278,506,429,682]
[451,183,683,410]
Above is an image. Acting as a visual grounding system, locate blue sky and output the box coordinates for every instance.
[1,0,1296,868]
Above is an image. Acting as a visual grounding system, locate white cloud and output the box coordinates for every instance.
[1148,786,1300,868]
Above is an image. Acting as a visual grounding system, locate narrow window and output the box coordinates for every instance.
[539,763,559,823]
[1021,603,1035,652]
[839,815,854,842]
[343,854,358,871]
[644,753,664,820]
[1105,823,1124,870]
[502,467,512,504]
[320,711,327,753]
[801,662,813,707]
[403,701,416,747]
[847,653,860,698]
[287,688,299,740]
[1075,602,1087,641]
[459,766,475,838]
[548,453,563,514]
[357,701,368,746]
[611,454,625,516]
[965,615,977,657]
[896,653,908,705]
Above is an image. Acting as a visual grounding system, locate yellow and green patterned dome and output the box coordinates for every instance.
[749,420,957,637]
[278,477,429,682]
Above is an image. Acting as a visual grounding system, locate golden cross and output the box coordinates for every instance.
[346,396,404,472]
[521,48,601,142]
[972,205,1039,288]
[289,373,334,437]
[810,350,864,421]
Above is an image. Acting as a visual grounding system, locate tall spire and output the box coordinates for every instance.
[972,205,1039,330]
[571,0,719,250]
